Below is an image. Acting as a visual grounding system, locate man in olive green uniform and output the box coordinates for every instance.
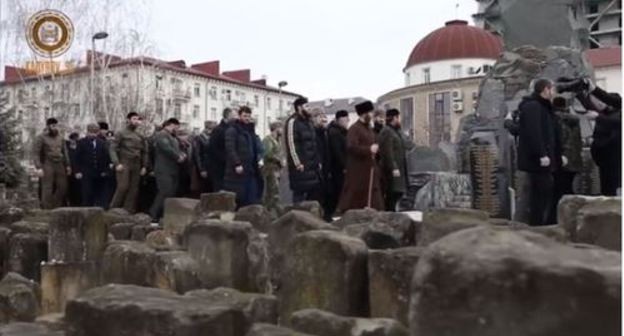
[262,122,284,214]
[149,118,186,221]
[34,118,71,209]
[109,112,148,213]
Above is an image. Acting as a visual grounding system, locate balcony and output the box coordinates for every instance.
[172,88,191,101]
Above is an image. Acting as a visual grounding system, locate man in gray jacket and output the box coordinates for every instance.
[149,118,186,221]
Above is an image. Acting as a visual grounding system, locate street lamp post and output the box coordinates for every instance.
[278,80,288,118]
[90,31,108,120]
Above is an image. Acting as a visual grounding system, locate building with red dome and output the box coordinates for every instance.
[378,20,503,147]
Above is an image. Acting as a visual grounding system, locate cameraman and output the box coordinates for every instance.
[558,78,621,196]
[517,78,563,226]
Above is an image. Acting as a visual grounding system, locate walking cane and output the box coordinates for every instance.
[367,165,374,209]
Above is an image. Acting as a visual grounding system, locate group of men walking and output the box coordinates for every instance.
[34,98,414,222]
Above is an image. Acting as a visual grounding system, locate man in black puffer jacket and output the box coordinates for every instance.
[207,108,236,191]
[285,96,321,203]
[517,78,563,226]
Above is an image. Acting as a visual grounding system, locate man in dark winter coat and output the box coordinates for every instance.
[589,86,621,196]
[207,108,237,191]
[224,106,263,208]
[517,78,563,226]
[548,97,582,224]
[74,124,111,208]
[313,109,332,221]
[338,100,384,212]
[193,121,216,193]
[285,97,321,203]
[378,109,408,211]
[327,110,349,216]
[66,132,82,206]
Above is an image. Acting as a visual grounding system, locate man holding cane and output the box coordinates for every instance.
[337,100,383,212]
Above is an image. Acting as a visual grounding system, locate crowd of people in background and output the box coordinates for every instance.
[32,98,414,223]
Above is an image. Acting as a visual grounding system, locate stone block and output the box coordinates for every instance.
[196,192,237,214]
[101,241,156,287]
[279,230,368,322]
[577,198,621,251]
[152,251,201,294]
[65,284,249,336]
[0,322,63,336]
[8,233,47,281]
[49,208,108,263]
[0,273,39,323]
[162,198,199,237]
[291,309,408,336]
[410,226,621,336]
[368,247,422,325]
[234,205,272,233]
[108,222,135,240]
[10,221,48,235]
[186,287,277,325]
[131,224,161,241]
[40,262,96,314]
[247,323,313,336]
[283,201,323,219]
[418,208,489,245]
[183,220,255,291]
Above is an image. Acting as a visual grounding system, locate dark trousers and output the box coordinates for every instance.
[599,158,621,196]
[138,175,157,214]
[41,161,67,209]
[385,191,403,212]
[236,176,260,208]
[67,176,82,206]
[81,176,108,208]
[110,162,141,213]
[150,173,179,221]
[211,166,225,192]
[528,172,554,226]
[549,170,576,224]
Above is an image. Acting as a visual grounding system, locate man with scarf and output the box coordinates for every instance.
[33,118,71,209]
[109,112,148,213]
[224,106,263,207]
[338,101,384,211]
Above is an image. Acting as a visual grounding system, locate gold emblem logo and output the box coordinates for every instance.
[25,10,74,58]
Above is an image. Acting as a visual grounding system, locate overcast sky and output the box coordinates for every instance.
[150,0,478,101]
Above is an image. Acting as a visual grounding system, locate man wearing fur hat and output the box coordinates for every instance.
[33,118,71,209]
[378,109,408,211]
[338,100,384,211]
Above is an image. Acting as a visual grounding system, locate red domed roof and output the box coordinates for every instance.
[405,20,503,70]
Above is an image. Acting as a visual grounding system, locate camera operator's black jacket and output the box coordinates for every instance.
[517,94,562,173]
[590,87,621,168]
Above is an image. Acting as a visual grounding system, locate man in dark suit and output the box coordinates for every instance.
[74,124,112,208]
[207,108,236,191]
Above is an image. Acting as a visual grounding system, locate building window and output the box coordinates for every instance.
[267,97,272,109]
[279,99,283,111]
[18,89,25,103]
[222,89,232,101]
[400,98,414,138]
[211,107,217,120]
[155,99,164,116]
[44,107,50,118]
[194,83,201,97]
[155,75,163,89]
[209,86,217,100]
[483,64,492,73]
[428,92,451,147]
[73,104,80,117]
[423,68,431,84]
[174,103,181,119]
[193,105,200,119]
[254,95,259,107]
[451,65,462,79]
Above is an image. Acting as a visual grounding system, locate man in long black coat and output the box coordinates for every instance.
[327,110,349,217]
[517,78,562,226]
[207,108,236,192]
